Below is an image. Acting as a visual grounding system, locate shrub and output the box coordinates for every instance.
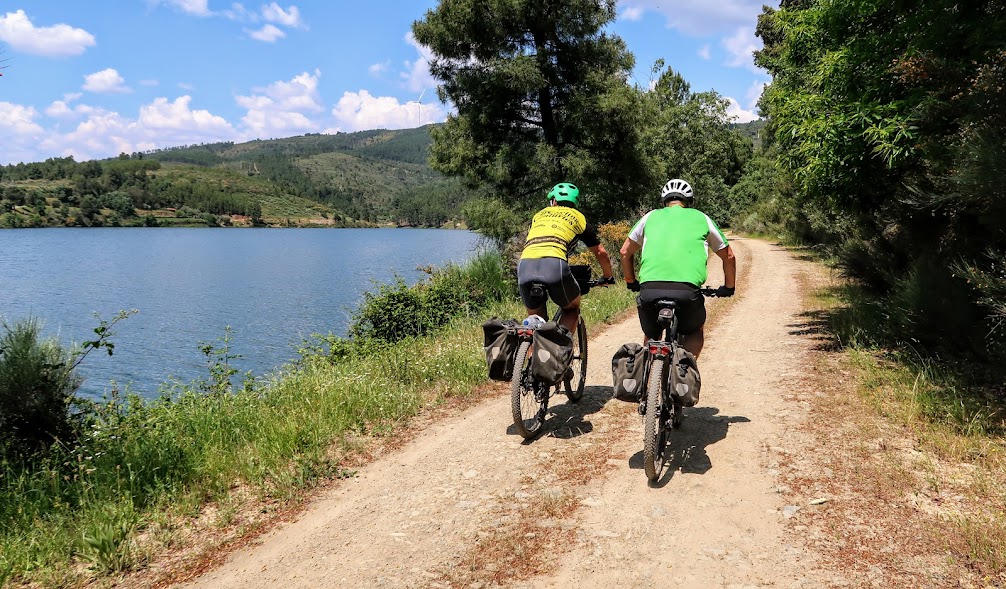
[569,221,631,281]
[348,250,513,344]
[0,318,82,456]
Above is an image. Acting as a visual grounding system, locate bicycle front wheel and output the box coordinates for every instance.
[643,357,668,482]
[564,316,588,402]
[511,341,546,439]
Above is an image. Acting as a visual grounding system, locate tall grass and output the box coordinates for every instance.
[0,250,635,588]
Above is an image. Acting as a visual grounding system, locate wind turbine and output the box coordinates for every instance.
[417,87,427,127]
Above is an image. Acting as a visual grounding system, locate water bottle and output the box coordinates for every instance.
[522,314,545,328]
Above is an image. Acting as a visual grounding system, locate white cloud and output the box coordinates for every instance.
[745,79,767,109]
[221,3,255,21]
[155,0,212,17]
[37,95,236,162]
[0,102,45,163]
[235,70,323,137]
[330,90,447,133]
[402,32,436,93]
[247,24,285,42]
[722,27,761,73]
[369,60,390,77]
[178,82,195,90]
[261,3,303,28]
[698,44,711,60]
[45,100,74,118]
[0,10,96,57]
[725,97,758,123]
[0,102,43,135]
[83,68,131,94]
[138,96,232,133]
[617,0,770,36]
[620,5,644,21]
[140,79,160,87]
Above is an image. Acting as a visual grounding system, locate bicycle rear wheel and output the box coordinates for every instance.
[564,316,587,402]
[643,357,669,482]
[511,340,546,439]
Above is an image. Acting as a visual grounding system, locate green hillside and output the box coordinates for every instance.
[0,126,463,229]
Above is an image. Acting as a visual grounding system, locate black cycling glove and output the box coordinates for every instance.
[715,285,736,297]
[599,276,615,286]
[626,280,641,292]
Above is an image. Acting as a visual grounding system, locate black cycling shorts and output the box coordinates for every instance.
[517,257,581,311]
[636,281,706,340]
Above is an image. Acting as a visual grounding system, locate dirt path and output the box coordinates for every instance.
[177,237,843,589]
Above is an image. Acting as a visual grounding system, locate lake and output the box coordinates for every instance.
[0,227,481,399]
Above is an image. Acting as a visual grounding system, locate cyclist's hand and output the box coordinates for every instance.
[715,285,735,297]
[626,280,641,292]
[599,276,615,287]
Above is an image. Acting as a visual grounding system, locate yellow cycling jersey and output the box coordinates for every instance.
[520,206,588,261]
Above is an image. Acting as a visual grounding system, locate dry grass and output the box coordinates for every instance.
[779,256,1006,588]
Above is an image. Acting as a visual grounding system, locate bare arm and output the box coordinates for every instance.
[715,244,736,289]
[619,237,641,282]
[588,244,614,279]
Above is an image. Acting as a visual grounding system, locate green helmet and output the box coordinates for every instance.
[547,182,580,207]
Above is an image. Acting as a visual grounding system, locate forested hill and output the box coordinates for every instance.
[0,126,468,228]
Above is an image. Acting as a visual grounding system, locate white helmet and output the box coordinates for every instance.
[660,178,693,204]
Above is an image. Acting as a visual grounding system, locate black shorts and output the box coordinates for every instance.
[517,257,581,310]
[636,281,706,340]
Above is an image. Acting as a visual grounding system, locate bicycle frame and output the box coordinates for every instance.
[639,303,680,416]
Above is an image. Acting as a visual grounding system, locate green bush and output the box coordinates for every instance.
[349,250,514,343]
[0,318,82,456]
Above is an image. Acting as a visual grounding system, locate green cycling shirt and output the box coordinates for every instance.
[627,206,729,287]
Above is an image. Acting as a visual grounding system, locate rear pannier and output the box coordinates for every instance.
[482,317,520,381]
[531,322,573,385]
[611,343,646,402]
[671,346,701,407]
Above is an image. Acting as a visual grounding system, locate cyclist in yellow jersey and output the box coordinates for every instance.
[518,183,615,334]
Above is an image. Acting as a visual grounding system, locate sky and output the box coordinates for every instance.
[0,1,774,166]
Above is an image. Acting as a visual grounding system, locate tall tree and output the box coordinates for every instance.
[412,0,654,217]
[640,62,752,223]
[756,0,1006,361]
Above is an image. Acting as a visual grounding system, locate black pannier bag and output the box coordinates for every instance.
[671,346,701,407]
[482,317,520,381]
[611,343,646,402]
[531,321,573,385]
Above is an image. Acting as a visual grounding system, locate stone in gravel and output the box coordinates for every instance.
[462,469,478,479]
[782,505,801,518]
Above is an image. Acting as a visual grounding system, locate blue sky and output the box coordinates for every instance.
[0,1,773,165]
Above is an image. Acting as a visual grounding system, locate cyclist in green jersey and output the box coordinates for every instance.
[618,178,736,357]
[518,183,614,334]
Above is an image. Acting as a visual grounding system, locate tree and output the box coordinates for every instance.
[755,0,1006,363]
[639,62,752,223]
[413,0,654,216]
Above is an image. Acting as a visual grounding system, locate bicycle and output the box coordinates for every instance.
[511,265,609,439]
[640,287,721,482]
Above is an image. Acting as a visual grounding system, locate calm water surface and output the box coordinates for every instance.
[0,228,480,399]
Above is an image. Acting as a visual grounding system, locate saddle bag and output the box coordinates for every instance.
[611,343,646,402]
[482,317,520,381]
[671,346,701,407]
[531,322,573,385]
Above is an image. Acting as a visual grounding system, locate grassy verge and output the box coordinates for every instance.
[0,252,635,588]
[808,280,1006,582]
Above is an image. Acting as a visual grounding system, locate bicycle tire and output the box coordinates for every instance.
[511,340,545,439]
[643,357,667,482]
[564,316,588,402]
